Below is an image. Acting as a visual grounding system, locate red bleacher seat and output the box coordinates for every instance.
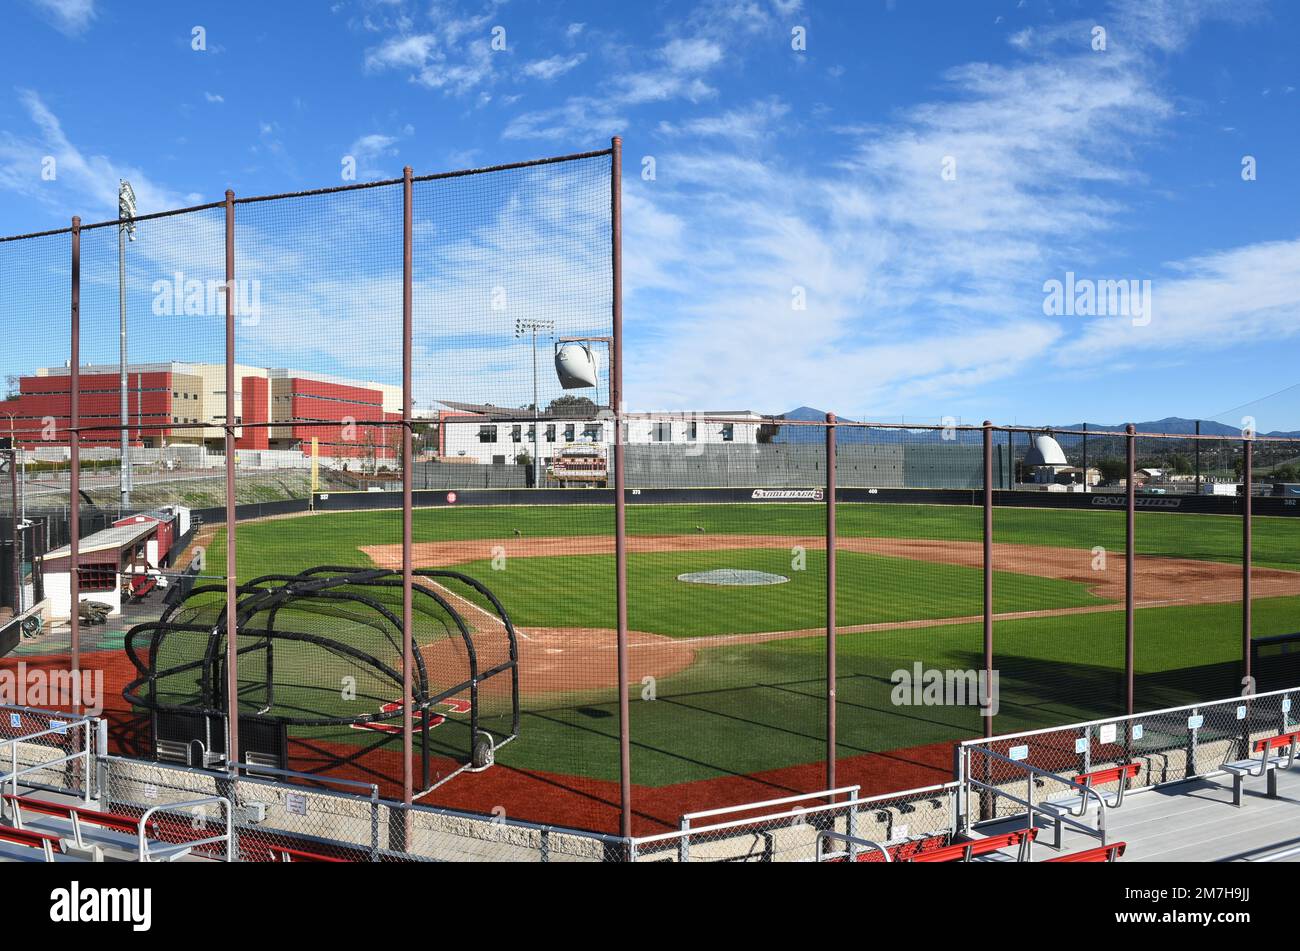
[1044,841,1126,863]
[905,827,1037,863]
[0,823,66,861]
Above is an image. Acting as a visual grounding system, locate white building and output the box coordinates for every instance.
[436,403,763,465]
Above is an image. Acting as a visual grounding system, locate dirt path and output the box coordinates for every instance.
[359,533,1300,698]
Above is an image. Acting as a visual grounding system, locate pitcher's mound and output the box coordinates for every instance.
[677,569,790,586]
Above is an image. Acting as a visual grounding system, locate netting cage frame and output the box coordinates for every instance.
[121,565,520,794]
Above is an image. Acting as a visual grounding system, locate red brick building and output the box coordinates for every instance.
[3,362,403,459]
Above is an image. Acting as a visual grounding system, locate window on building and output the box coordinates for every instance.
[653,422,672,442]
[478,425,497,443]
[545,424,556,442]
[722,423,734,442]
[564,424,575,441]
[584,424,604,441]
[688,420,698,440]
[511,424,522,443]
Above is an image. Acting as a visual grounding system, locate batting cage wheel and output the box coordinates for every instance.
[122,565,521,796]
[470,732,496,770]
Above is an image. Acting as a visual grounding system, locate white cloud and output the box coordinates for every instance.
[0,89,188,219]
[611,1,1271,414]
[28,0,95,35]
[204,92,225,103]
[347,133,400,179]
[521,53,586,81]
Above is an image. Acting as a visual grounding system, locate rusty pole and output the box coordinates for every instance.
[1243,437,1253,689]
[1125,424,1136,715]
[402,166,415,806]
[983,422,993,738]
[610,137,631,838]
[224,191,239,768]
[69,217,81,676]
[825,412,837,793]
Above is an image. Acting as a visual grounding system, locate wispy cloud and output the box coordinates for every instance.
[521,53,586,81]
[0,89,187,219]
[27,0,96,36]
[614,0,1273,414]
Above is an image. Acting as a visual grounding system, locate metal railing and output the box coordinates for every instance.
[815,830,892,863]
[629,782,959,863]
[0,712,93,805]
[959,686,1298,825]
[138,796,233,862]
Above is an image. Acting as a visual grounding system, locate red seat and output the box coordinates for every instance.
[0,823,66,860]
[270,846,349,863]
[906,827,1037,863]
[1253,731,1300,755]
[6,793,141,835]
[1075,763,1140,788]
[128,574,158,600]
[1044,841,1126,863]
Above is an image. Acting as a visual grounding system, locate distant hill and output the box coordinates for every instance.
[768,411,1300,445]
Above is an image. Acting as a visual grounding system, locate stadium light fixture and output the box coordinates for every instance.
[514,318,555,487]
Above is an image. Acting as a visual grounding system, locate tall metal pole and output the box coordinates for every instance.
[69,217,81,675]
[532,327,540,488]
[119,222,129,511]
[1081,423,1088,492]
[402,167,415,807]
[1243,437,1253,689]
[610,137,631,839]
[983,422,993,738]
[223,190,239,768]
[825,412,837,792]
[1195,420,1202,494]
[9,448,19,616]
[1125,424,1136,715]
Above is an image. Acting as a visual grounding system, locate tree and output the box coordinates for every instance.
[1096,457,1128,483]
[546,394,597,415]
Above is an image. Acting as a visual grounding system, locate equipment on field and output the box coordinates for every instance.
[122,565,520,793]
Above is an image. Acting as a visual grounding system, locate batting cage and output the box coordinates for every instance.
[121,565,518,794]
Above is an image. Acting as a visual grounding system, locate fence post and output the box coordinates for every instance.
[69,216,80,677]
[1243,436,1253,690]
[982,422,993,739]
[611,136,632,839]
[1125,423,1136,716]
[402,166,415,810]
[825,412,837,795]
[223,190,239,770]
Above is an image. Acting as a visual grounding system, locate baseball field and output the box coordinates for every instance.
[122,498,1297,833]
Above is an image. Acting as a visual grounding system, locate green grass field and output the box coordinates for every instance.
[192,501,1298,787]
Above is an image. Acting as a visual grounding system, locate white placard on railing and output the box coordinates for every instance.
[1284,699,1293,714]
[1009,745,1029,761]
[1133,724,1144,741]
[286,792,308,816]
[1074,737,1088,754]
[1237,706,1247,720]
[8,713,19,728]
[1099,723,1117,744]
[1188,714,1204,729]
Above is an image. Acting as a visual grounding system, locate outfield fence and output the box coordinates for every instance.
[3,142,1300,842]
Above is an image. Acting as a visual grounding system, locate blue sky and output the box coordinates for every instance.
[1,0,1298,430]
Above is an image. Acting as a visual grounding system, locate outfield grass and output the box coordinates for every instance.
[209,501,1300,579]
